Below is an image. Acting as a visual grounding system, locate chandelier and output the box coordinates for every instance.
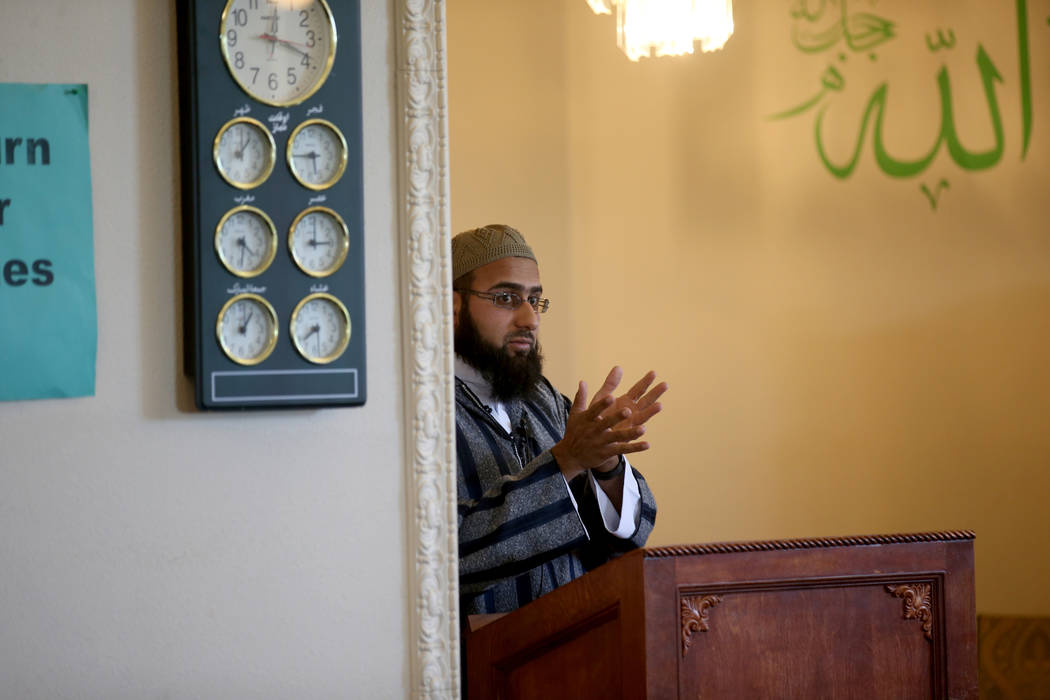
[586,0,734,61]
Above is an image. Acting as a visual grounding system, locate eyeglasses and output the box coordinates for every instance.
[455,288,551,313]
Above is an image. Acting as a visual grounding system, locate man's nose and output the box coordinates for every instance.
[513,301,539,329]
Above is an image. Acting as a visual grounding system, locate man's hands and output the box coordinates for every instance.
[551,367,668,482]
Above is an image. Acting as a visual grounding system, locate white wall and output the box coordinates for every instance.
[0,1,407,697]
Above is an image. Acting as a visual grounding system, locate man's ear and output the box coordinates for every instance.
[452,291,462,331]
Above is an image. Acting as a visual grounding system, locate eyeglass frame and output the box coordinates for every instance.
[454,288,551,313]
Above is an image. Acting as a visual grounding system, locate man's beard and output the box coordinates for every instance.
[455,306,544,402]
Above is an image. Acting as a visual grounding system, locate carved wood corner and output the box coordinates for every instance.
[681,594,723,656]
[886,583,934,640]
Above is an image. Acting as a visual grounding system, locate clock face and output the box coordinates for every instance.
[288,207,349,276]
[213,117,276,189]
[219,0,337,107]
[287,119,348,189]
[215,206,278,277]
[290,293,351,363]
[217,293,279,365]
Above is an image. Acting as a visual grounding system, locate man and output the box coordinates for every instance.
[453,224,666,617]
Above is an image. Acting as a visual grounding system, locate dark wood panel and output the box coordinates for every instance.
[678,581,936,699]
[494,606,622,698]
[467,551,647,698]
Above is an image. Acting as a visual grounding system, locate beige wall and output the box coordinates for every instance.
[450,0,1050,616]
[0,1,407,697]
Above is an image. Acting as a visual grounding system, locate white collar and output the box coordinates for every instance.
[455,355,512,432]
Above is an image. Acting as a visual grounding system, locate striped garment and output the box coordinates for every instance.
[456,376,657,616]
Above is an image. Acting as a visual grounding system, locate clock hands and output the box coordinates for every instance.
[300,323,322,356]
[255,32,311,59]
[235,235,259,267]
[237,309,254,335]
[233,129,248,161]
[292,150,320,174]
[308,221,330,249]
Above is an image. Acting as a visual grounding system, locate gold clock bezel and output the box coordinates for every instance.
[286,118,349,190]
[213,117,277,189]
[290,292,351,364]
[288,206,350,277]
[218,0,338,108]
[216,293,279,366]
[215,205,279,278]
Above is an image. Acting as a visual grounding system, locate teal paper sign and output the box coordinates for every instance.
[0,83,96,401]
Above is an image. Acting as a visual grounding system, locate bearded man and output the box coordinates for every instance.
[453,224,666,617]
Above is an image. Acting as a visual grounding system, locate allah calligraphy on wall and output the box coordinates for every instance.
[767,0,1040,211]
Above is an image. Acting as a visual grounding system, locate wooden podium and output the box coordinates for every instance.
[466,531,977,699]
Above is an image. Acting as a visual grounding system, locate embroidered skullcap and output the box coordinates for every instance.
[451,224,536,281]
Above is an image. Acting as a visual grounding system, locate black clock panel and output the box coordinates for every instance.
[177,0,366,409]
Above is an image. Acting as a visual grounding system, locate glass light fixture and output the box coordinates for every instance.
[587,0,734,61]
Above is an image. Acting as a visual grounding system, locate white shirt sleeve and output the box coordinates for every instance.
[558,457,641,540]
[589,457,641,538]
[560,472,589,539]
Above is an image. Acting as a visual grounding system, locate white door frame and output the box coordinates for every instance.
[395,2,459,697]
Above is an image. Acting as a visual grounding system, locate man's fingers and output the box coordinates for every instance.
[592,366,623,402]
[625,370,657,401]
[638,381,668,408]
[579,391,613,420]
[606,424,645,443]
[571,381,588,413]
[632,402,662,425]
[594,440,650,463]
[595,405,631,429]
[614,441,651,456]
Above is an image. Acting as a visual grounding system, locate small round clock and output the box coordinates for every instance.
[288,207,350,277]
[286,119,348,190]
[219,0,337,107]
[216,293,279,365]
[213,117,276,189]
[290,292,351,364]
[215,206,278,277]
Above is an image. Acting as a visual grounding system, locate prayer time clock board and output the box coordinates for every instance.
[178,0,366,409]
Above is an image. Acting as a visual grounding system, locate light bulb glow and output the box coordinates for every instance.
[589,0,733,61]
[587,0,614,15]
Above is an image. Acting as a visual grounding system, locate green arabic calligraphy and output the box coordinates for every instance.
[1017,0,1033,158]
[920,179,950,210]
[768,65,845,120]
[790,0,896,53]
[814,44,1004,179]
[925,29,956,51]
[772,0,1034,204]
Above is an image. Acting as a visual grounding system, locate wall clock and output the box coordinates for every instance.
[215,205,278,277]
[288,206,349,277]
[290,292,351,364]
[219,0,337,107]
[217,293,280,365]
[178,0,366,409]
[213,117,276,189]
[287,119,348,189]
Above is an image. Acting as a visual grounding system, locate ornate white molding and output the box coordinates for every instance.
[395,1,458,698]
